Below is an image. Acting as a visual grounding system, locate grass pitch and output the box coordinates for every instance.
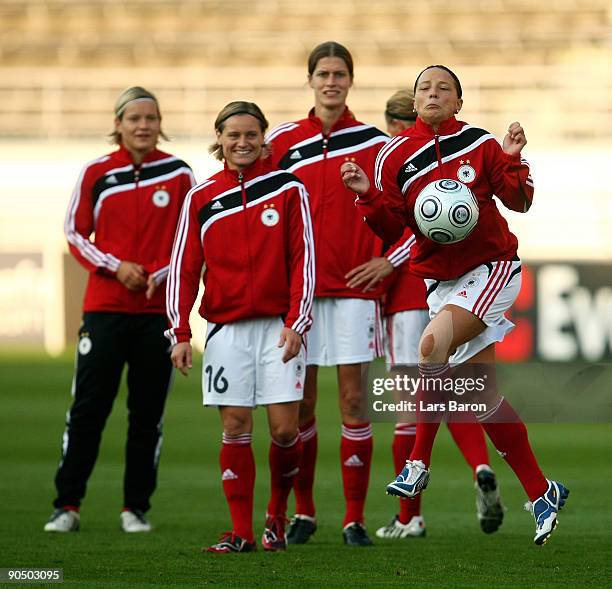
[0,352,611,588]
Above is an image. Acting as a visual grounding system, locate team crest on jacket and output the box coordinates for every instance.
[457,160,476,183]
[152,188,170,207]
[261,205,280,227]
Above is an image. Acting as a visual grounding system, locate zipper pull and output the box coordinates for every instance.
[238,171,246,207]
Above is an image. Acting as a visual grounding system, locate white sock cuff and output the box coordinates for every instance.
[272,434,300,448]
[222,432,252,445]
[341,423,373,441]
[394,423,417,436]
[299,421,317,443]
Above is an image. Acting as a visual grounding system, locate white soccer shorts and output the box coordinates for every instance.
[384,309,430,366]
[201,317,305,407]
[425,259,522,364]
[305,298,383,366]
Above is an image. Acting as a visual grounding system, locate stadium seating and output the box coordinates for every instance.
[0,0,610,141]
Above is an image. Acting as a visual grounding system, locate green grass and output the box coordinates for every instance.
[1,353,611,588]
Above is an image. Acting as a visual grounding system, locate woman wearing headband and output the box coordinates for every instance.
[348,90,505,540]
[166,101,315,553]
[44,86,195,534]
[342,66,568,546]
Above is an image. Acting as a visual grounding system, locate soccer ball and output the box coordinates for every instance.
[414,179,479,244]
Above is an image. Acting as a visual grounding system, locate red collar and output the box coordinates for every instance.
[307,106,356,133]
[222,156,273,183]
[410,116,463,138]
[114,144,163,165]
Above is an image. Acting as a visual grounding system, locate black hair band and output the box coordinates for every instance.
[216,109,264,129]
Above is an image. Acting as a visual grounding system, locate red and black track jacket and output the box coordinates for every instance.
[267,108,389,299]
[357,116,534,281]
[65,145,195,314]
[165,158,315,345]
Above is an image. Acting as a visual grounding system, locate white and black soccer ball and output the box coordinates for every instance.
[414,179,479,244]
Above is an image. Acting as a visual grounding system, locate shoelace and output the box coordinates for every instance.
[401,460,426,483]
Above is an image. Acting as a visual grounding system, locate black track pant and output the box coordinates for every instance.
[52,312,173,513]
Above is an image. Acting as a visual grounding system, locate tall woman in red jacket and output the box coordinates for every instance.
[166,101,315,554]
[45,86,195,534]
[342,66,568,546]
[266,41,388,547]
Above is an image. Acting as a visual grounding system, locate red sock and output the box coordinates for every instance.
[409,363,449,466]
[220,433,255,542]
[293,417,317,517]
[446,421,490,477]
[393,423,421,523]
[480,398,548,501]
[341,422,373,527]
[267,435,302,517]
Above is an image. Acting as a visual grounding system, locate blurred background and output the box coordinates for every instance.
[1,0,611,359]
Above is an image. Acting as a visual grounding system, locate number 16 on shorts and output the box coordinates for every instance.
[201,317,305,408]
[204,365,228,395]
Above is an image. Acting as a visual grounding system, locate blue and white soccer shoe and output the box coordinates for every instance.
[525,479,570,546]
[386,460,430,499]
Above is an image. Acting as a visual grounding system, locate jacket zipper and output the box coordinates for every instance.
[239,171,256,312]
[318,133,329,256]
[434,134,443,176]
[134,164,141,303]
[322,134,329,169]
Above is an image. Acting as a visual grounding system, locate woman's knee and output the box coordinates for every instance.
[221,408,252,436]
[419,331,450,364]
[339,387,366,420]
[270,424,299,445]
[419,312,456,363]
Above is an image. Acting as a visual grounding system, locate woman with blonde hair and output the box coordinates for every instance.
[167,101,315,553]
[45,86,195,534]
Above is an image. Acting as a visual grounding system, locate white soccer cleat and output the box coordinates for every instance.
[386,459,430,498]
[475,464,505,534]
[375,515,426,539]
[526,480,570,546]
[120,509,152,533]
[44,508,80,532]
